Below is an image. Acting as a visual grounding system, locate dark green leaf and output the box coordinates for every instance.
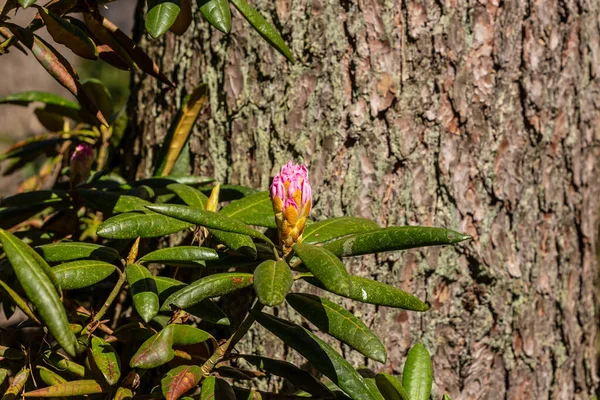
[239,355,333,398]
[402,343,433,400]
[375,373,410,400]
[167,183,208,208]
[220,191,276,228]
[0,204,57,230]
[210,229,257,260]
[79,190,153,214]
[293,243,352,297]
[35,242,120,263]
[97,212,193,239]
[323,226,472,257]
[305,275,429,311]
[253,259,293,306]
[147,204,274,246]
[38,6,98,59]
[89,336,121,385]
[23,379,105,397]
[0,278,40,323]
[364,378,385,400]
[129,324,175,369]
[198,0,231,33]
[160,272,253,311]
[44,351,85,377]
[286,293,386,363]
[0,229,77,357]
[0,345,23,360]
[161,365,202,400]
[253,312,378,400]
[0,136,66,162]
[0,91,80,111]
[146,0,181,38]
[139,246,218,265]
[0,190,68,207]
[53,260,116,290]
[302,217,379,245]
[126,263,159,323]
[229,0,294,62]
[81,79,113,117]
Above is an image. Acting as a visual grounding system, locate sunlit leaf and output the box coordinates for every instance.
[402,343,433,400]
[53,260,116,290]
[89,336,121,385]
[253,259,293,306]
[198,0,231,33]
[126,263,159,323]
[146,0,181,38]
[161,365,202,400]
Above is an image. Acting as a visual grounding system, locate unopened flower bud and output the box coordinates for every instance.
[70,143,94,185]
[270,161,312,253]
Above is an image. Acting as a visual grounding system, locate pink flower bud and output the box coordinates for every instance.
[70,143,94,185]
[270,161,312,253]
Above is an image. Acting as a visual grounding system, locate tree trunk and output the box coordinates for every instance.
[127,0,600,398]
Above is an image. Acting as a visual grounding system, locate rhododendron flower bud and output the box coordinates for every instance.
[270,161,312,253]
[70,143,94,185]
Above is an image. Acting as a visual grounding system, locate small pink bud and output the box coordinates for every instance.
[70,143,94,185]
[270,161,312,253]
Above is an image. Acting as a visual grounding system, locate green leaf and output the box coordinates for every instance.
[0,90,80,112]
[375,373,410,400]
[171,324,213,345]
[198,0,231,33]
[0,190,68,207]
[81,79,113,118]
[79,190,153,214]
[97,212,193,239]
[114,387,134,400]
[0,229,77,357]
[253,312,378,400]
[239,355,333,398]
[22,379,105,397]
[89,336,121,385]
[160,272,253,311]
[0,345,23,360]
[402,343,433,400]
[323,226,472,257]
[139,246,219,265]
[293,243,352,297]
[210,229,257,260]
[161,365,202,400]
[147,204,274,246]
[220,191,276,228]
[146,0,181,38]
[18,0,37,8]
[37,366,66,386]
[44,351,85,377]
[3,367,29,399]
[0,278,40,323]
[364,378,385,400]
[229,0,294,62]
[443,394,451,400]
[0,204,57,230]
[286,293,386,363]
[38,6,98,59]
[201,377,235,400]
[53,260,116,290]
[126,263,159,323]
[35,242,120,263]
[129,324,175,368]
[302,217,379,245]
[0,369,7,387]
[253,259,293,306]
[167,183,208,208]
[305,275,429,311]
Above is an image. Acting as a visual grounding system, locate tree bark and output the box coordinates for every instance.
[127,0,600,398]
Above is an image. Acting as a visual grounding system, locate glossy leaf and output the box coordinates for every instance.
[375,373,410,400]
[139,246,218,264]
[79,190,152,214]
[3,367,29,399]
[156,84,208,176]
[302,217,379,245]
[324,226,471,257]
[402,343,433,400]
[293,243,352,296]
[198,0,231,33]
[240,355,333,398]
[89,336,121,385]
[0,369,6,387]
[97,212,193,239]
[210,229,258,260]
[129,324,175,368]
[0,90,79,110]
[170,0,192,35]
[126,263,159,323]
[167,183,208,208]
[160,272,253,311]
[306,275,429,311]
[37,366,66,386]
[286,293,386,363]
[35,242,120,262]
[364,378,385,400]
[114,387,134,400]
[23,380,105,397]
[220,191,276,228]
[38,6,98,59]
[0,190,67,207]
[253,312,378,400]
[44,351,85,377]
[171,324,213,345]
[53,260,116,290]
[253,259,293,306]
[18,0,36,7]
[229,0,294,62]
[147,204,274,246]
[0,229,77,357]
[161,365,202,400]
[146,0,181,38]
[0,278,40,323]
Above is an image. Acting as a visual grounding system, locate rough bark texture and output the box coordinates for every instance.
[127,0,600,398]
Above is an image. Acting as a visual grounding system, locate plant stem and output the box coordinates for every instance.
[83,268,126,334]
